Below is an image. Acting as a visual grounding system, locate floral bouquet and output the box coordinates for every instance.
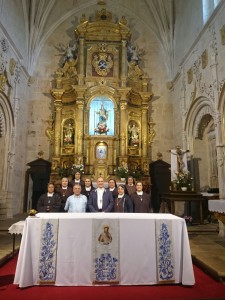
[71,164,84,175]
[184,216,193,225]
[115,166,129,179]
[175,171,192,191]
[130,167,145,180]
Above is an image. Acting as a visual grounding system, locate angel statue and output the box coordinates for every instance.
[57,42,77,66]
[127,43,145,65]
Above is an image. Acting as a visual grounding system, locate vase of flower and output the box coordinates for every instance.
[181,187,187,191]
[120,177,126,182]
[184,216,193,226]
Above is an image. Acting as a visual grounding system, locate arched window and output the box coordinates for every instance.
[202,0,221,24]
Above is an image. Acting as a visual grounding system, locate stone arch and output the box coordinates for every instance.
[217,81,225,144]
[184,96,214,147]
[184,96,217,190]
[0,91,14,218]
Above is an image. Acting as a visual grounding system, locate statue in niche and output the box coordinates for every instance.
[63,120,75,145]
[94,103,110,135]
[128,122,140,146]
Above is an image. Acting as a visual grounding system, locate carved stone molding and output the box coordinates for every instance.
[187,68,193,84]
[201,50,208,69]
[220,24,225,45]
[0,109,5,137]
[193,106,214,139]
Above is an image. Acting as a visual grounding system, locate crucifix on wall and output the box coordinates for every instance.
[169,146,190,181]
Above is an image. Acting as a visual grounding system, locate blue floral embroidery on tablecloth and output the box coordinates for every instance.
[39,222,56,281]
[158,222,174,281]
[95,253,118,281]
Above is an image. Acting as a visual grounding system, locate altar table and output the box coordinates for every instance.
[8,220,25,256]
[14,213,195,287]
[161,191,205,224]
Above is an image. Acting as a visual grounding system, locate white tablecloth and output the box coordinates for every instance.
[208,200,225,213]
[14,213,195,287]
[8,221,25,235]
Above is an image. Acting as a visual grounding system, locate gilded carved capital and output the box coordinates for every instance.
[120,101,127,110]
[139,92,152,104]
[141,106,148,113]
[76,99,84,109]
[118,87,131,100]
[51,89,64,100]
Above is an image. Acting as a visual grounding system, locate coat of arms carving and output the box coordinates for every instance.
[92,52,113,76]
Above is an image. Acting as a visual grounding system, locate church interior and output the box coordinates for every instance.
[0,0,225,222]
[1,0,225,295]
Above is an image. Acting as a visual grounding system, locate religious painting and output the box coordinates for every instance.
[63,119,75,145]
[128,120,139,146]
[96,143,107,159]
[89,97,114,136]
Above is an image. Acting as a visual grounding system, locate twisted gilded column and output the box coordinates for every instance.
[51,91,63,157]
[140,92,152,157]
[121,40,127,86]
[141,106,148,157]
[119,100,128,156]
[118,88,131,157]
[75,99,84,156]
[78,38,84,85]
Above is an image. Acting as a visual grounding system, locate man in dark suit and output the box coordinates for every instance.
[88,177,114,212]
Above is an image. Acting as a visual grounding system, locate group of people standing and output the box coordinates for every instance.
[36,171,152,214]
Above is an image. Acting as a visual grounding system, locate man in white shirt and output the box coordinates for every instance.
[64,184,87,212]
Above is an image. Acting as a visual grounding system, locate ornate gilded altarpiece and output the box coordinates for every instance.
[48,8,154,182]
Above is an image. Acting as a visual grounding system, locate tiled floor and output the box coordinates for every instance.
[0,214,224,283]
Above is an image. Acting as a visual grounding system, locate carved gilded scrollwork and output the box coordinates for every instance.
[45,115,55,145]
[0,73,6,91]
[148,119,156,145]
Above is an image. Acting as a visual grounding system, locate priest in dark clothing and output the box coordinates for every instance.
[130,181,152,213]
[37,183,61,212]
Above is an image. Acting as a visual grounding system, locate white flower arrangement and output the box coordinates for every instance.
[71,164,84,174]
[115,166,129,178]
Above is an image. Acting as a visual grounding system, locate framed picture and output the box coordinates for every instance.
[89,97,114,136]
[96,143,107,159]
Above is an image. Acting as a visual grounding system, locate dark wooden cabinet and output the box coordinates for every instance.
[24,158,51,211]
[150,160,171,213]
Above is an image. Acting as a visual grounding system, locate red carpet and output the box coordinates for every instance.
[0,256,225,300]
